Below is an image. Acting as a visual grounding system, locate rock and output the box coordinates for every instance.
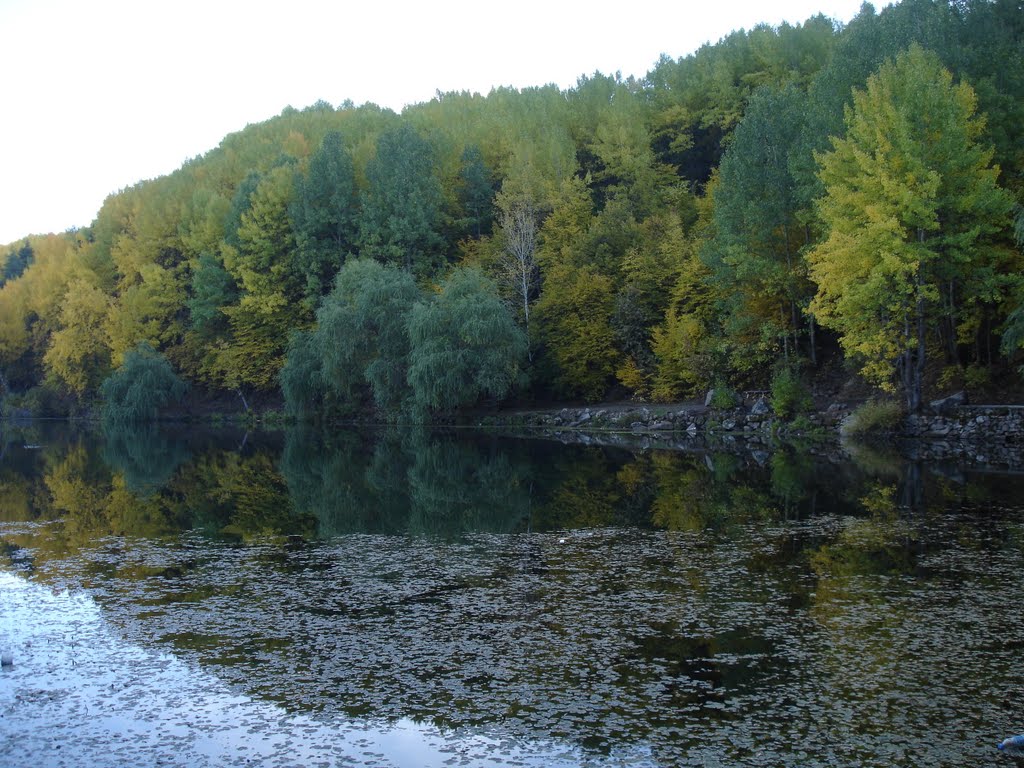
[722,418,736,430]
[930,390,967,414]
[650,420,672,431]
[704,390,716,407]
[686,423,698,435]
[750,397,771,416]
[1,652,12,667]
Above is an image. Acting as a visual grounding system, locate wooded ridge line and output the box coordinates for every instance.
[1,0,1022,426]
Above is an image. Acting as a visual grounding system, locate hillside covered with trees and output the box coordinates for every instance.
[2,0,1022,422]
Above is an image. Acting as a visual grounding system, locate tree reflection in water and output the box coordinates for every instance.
[1,425,1023,766]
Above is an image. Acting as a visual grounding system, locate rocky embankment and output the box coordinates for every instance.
[485,391,1024,468]
[484,396,844,457]
[903,404,1024,465]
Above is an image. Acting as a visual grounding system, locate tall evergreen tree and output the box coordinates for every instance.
[707,84,815,368]
[291,131,358,301]
[359,124,445,276]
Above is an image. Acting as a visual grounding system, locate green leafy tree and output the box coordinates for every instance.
[187,252,238,338]
[100,342,187,423]
[407,268,527,416]
[706,84,815,369]
[612,211,690,391]
[281,259,421,417]
[358,124,445,275]
[291,131,358,300]
[219,165,309,392]
[280,328,328,418]
[456,144,496,239]
[1,240,34,286]
[535,263,619,400]
[809,46,1016,410]
[105,263,184,366]
[226,164,302,304]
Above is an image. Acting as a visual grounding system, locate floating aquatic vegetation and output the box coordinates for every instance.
[2,427,1024,766]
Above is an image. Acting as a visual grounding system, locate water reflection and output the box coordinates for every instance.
[1,423,1023,766]
[281,429,534,537]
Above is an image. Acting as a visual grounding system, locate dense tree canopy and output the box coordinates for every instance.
[1,0,1022,419]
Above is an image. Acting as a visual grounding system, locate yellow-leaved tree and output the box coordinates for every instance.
[44,280,112,396]
[809,45,1017,411]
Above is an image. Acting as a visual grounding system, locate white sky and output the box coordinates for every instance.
[0,0,880,246]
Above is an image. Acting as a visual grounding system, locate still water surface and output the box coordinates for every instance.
[1,423,1023,766]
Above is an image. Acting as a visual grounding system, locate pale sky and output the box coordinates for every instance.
[0,0,880,246]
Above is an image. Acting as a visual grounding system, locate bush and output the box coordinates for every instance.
[709,382,739,409]
[100,343,187,424]
[1,385,71,418]
[770,367,812,420]
[841,399,905,437]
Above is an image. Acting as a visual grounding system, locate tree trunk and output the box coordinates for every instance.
[901,274,927,413]
[808,314,817,367]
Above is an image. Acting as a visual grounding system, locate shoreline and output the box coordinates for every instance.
[5,398,1023,470]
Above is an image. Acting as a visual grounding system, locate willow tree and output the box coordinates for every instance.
[809,46,1016,411]
[406,268,527,416]
[281,259,421,418]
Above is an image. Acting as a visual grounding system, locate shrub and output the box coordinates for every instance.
[709,382,739,409]
[100,343,187,424]
[1,385,71,418]
[770,367,812,420]
[841,399,905,437]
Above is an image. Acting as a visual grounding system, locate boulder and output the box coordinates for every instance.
[750,397,771,416]
[930,390,967,414]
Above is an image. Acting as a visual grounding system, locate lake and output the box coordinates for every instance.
[1,422,1023,767]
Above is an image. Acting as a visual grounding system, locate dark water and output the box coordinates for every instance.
[1,422,1023,767]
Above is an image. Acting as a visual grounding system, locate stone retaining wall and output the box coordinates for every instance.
[904,406,1024,442]
[501,402,1024,439]
[496,400,845,438]
[489,400,1024,470]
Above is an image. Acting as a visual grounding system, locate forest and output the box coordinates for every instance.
[1,0,1022,422]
